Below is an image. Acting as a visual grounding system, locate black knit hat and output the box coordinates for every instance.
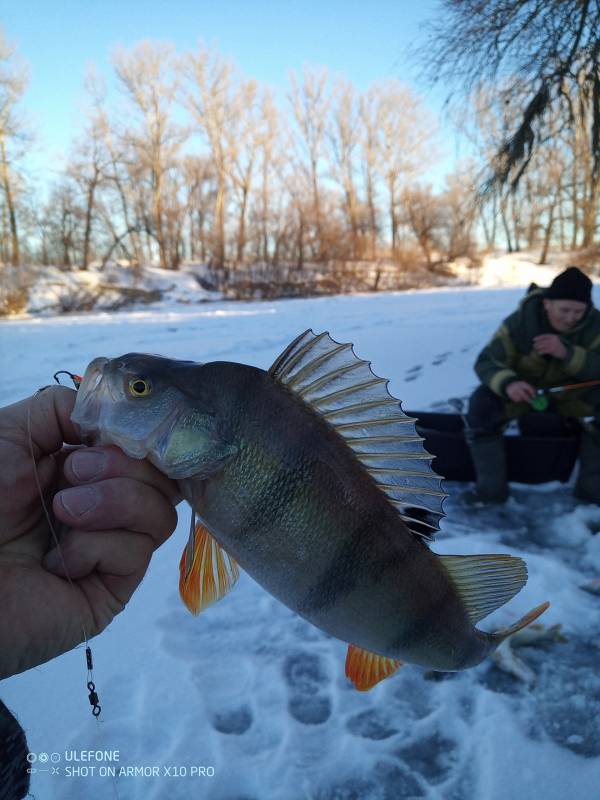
[545,266,592,303]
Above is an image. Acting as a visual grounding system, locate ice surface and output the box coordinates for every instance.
[1,283,600,799]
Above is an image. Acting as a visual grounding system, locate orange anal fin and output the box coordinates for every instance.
[178,522,240,615]
[345,644,403,691]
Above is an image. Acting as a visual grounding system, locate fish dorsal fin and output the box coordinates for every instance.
[269,330,446,541]
[179,517,240,615]
[439,554,528,625]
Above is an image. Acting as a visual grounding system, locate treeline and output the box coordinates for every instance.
[0,32,598,273]
[465,83,600,265]
[423,0,600,267]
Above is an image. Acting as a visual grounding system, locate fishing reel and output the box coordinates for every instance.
[530,392,549,412]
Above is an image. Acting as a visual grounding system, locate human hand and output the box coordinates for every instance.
[505,380,537,403]
[533,334,568,360]
[0,386,180,679]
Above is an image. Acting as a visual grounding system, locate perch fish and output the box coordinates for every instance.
[71,330,549,690]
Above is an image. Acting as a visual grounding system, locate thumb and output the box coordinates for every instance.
[4,386,81,457]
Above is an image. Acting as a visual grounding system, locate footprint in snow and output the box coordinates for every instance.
[395,732,459,786]
[316,764,425,800]
[346,708,398,740]
[585,516,600,535]
[405,365,423,382]
[212,704,254,735]
[431,351,451,366]
[283,651,332,725]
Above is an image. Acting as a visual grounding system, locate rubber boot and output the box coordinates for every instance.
[466,433,508,503]
[574,428,600,505]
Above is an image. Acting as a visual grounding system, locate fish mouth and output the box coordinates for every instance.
[71,357,110,444]
[71,357,150,457]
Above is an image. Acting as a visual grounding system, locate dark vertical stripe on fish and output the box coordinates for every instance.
[296,508,394,615]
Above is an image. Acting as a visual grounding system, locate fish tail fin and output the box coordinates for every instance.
[439,553,550,651]
[439,553,529,623]
[486,601,550,647]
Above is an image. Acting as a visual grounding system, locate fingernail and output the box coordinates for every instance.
[60,486,97,517]
[71,450,107,481]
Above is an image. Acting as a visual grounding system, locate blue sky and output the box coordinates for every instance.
[3,0,461,186]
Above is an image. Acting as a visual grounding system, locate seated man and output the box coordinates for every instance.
[467,266,600,503]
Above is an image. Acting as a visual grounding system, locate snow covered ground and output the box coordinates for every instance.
[1,285,600,800]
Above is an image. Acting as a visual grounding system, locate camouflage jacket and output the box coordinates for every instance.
[474,287,600,396]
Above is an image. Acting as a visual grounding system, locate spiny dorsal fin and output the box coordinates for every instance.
[269,329,446,541]
[345,644,403,691]
[439,554,528,625]
[179,519,240,615]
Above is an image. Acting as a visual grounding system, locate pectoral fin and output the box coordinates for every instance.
[345,644,403,691]
[179,517,240,615]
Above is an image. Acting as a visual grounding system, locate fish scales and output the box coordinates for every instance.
[70,332,549,685]
[175,362,478,668]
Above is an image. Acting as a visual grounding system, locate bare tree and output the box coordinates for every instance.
[403,184,443,269]
[359,89,381,258]
[44,180,82,268]
[184,46,237,268]
[438,165,478,260]
[227,79,260,263]
[254,89,282,264]
[329,79,362,258]
[181,154,215,262]
[0,30,28,266]
[421,0,600,192]
[113,42,186,268]
[369,80,434,255]
[94,102,145,266]
[289,67,331,258]
[67,115,110,269]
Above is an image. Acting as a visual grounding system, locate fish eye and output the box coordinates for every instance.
[129,377,152,397]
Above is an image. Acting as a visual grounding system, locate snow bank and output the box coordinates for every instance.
[1,250,597,318]
[0,262,221,317]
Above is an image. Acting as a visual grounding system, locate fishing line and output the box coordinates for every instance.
[27,390,92,649]
[27,380,123,800]
[28,381,96,708]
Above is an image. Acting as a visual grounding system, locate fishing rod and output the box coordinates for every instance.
[530,379,600,411]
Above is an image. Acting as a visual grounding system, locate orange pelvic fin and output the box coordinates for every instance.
[490,601,551,643]
[345,644,403,691]
[178,521,240,615]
